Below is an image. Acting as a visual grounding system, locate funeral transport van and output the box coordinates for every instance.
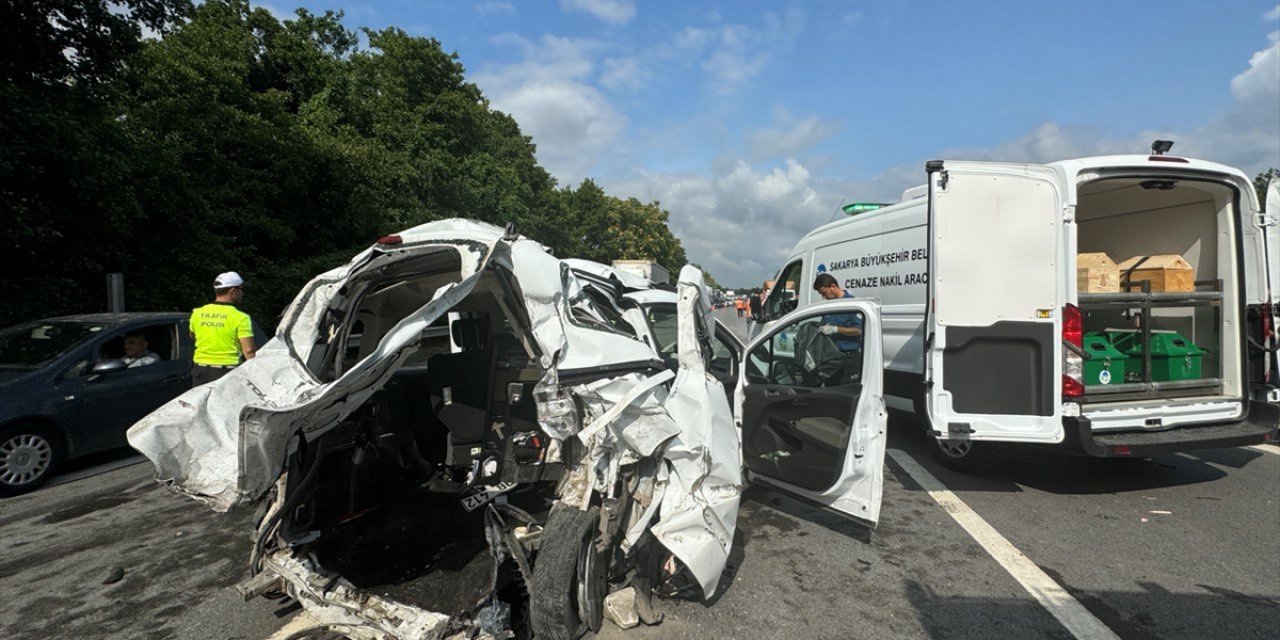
[755,149,1279,470]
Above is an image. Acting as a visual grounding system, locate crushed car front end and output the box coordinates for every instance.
[129,220,740,640]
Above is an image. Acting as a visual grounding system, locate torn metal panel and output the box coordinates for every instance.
[129,220,660,510]
[129,222,747,640]
[645,267,742,597]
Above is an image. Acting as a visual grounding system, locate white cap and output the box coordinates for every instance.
[213,271,245,289]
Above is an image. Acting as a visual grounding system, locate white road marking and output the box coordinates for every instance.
[1247,443,1280,456]
[888,449,1121,640]
[46,454,146,488]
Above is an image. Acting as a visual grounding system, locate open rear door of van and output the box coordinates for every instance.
[925,161,1065,443]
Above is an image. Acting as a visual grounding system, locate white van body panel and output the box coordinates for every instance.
[1267,176,1280,301]
[768,154,1275,446]
[808,202,929,377]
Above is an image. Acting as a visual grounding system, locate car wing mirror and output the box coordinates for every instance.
[91,358,128,376]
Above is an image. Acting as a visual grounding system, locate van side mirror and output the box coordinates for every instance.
[91,358,128,375]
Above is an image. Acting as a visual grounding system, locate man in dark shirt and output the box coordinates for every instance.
[812,273,862,353]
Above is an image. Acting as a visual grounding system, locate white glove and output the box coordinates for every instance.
[819,324,839,335]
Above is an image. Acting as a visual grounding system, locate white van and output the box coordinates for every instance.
[757,151,1280,470]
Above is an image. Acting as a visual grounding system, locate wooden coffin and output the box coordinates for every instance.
[1117,254,1195,293]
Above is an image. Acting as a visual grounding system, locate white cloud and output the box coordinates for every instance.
[933,28,1279,176]
[605,158,905,286]
[1265,5,1280,21]
[476,2,516,16]
[701,8,805,95]
[1229,30,1280,112]
[600,56,650,92]
[474,35,626,184]
[749,114,841,160]
[559,0,636,26]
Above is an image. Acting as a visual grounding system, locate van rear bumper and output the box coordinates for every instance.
[1062,400,1279,457]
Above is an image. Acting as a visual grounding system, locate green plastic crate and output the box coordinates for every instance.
[1103,329,1204,382]
[1083,334,1128,386]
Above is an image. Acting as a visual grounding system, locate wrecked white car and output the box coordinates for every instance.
[128,220,888,640]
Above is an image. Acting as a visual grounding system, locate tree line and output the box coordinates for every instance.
[1,0,689,330]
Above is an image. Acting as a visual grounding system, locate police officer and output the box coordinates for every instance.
[190,271,257,386]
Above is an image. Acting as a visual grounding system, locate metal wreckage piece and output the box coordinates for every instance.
[129,220,742,639]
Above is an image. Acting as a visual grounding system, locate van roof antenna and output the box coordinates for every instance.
[1150,139,1174,155]
[829,198,848,223]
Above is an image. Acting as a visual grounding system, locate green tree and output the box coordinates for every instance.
[552,179,687,282]
[1,0,690,328]
[1,0,192,324]
[1256,169,1278,212]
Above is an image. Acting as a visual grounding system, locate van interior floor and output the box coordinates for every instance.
[308,487,497,615]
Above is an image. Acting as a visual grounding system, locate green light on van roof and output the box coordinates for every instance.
[842,202,889,215]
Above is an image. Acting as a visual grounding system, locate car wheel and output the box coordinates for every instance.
[0,423,64,497]
[530,504,605,640]
[932,437,996,474]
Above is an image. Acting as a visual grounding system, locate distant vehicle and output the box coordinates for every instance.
[610,259,671,285]
[0,312,192,495]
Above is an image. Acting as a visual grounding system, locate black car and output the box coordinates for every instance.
[0,313,193,496]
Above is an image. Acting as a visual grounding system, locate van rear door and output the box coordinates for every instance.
[925,161,1065,443]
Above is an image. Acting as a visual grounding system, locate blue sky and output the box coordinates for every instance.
[258,0,1280,287]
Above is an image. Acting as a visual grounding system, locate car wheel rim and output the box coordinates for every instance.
[0,433,53,486]
[937,439,971,459]
[576,534,603,627]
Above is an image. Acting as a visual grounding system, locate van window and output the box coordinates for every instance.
[764,260,803,320]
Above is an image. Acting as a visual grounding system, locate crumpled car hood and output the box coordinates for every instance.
[127,219,660,512]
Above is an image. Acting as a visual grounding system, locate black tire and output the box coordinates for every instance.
[931,438,997,474]
[530,504,604,640]
[0,423,64,497]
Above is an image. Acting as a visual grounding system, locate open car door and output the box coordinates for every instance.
[738,300,887,526]
[925,161,1064,443]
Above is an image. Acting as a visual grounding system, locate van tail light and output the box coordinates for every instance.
[1063,303,1084,398]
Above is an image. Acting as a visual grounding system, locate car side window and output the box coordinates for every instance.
[97,323,177,370]
[746,313,864,388]
[644,306,680,369]
[765,260,803,320]
[709,329,736,377]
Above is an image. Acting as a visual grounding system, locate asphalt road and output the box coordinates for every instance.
[1,308,1276,639]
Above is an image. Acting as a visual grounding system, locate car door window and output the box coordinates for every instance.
[746,312,863,388]
[644,306,681,369]
[708,328,737,378]
[764,260,803,321]
[97,322,178,371]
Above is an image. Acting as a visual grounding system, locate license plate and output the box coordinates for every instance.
[460,482,516,512]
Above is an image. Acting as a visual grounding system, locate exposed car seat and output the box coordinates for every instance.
[427,318,493,446]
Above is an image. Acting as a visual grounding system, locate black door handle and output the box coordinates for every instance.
[789,397,810,407]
